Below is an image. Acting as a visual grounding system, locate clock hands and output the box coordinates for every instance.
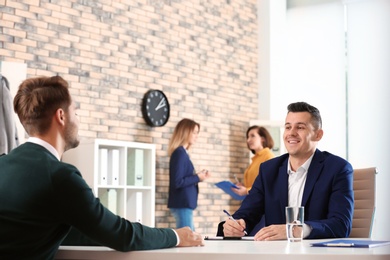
[155,97,166,111]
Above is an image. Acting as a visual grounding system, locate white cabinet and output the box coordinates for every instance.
[62,139,156,227]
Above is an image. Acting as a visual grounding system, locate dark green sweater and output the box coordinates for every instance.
[0,142,177,259]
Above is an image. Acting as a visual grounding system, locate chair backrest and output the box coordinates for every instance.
[349,167,377,238]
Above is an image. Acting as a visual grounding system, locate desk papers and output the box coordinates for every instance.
[204,236,254,241]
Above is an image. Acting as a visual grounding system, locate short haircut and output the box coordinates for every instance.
[287,101,322,130]
[13,76,71,135]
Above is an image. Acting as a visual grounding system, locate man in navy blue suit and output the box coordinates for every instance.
[223,101,354,240]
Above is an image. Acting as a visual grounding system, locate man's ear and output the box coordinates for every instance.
[315,129,324,141]
[54,108,66,126]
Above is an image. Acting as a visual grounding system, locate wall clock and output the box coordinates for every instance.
[141,90,170,127]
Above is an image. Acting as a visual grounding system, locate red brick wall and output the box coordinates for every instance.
[0,0,258,236]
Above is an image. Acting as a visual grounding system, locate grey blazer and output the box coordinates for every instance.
[0,75,19,154]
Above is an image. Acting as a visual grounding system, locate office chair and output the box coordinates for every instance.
[349,167,377,238]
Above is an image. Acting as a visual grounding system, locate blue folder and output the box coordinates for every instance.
[311,239,390,248]
[215,181,246,200]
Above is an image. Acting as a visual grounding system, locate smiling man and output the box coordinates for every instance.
[222,101,354,240]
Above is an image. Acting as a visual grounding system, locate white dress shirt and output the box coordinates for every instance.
[27,137,60,161]
[287,153,314,238]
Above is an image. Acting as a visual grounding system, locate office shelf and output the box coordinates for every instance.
[62,139,156,227]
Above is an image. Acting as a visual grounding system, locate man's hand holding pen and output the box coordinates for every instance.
[223,217,247,237]
[222,210,248,236]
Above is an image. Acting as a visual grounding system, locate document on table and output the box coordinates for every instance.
[204,236,254,241]
[310,239,390,248]
[215,181,246,200]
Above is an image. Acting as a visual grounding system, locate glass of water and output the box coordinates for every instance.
[285,206,304,242]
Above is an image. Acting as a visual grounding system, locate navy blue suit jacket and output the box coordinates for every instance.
[167,146,200,209]
[233,149,354,239]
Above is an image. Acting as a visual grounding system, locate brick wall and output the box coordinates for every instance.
[0,0,258,236]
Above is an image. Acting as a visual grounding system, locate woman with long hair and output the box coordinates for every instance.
[232,126,275,196]
[167,118,210,230]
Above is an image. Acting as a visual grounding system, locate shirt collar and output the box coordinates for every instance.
[27,137,61,161]
[287,153,315,175]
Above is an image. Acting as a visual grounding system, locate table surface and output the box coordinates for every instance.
[56,238,390,260]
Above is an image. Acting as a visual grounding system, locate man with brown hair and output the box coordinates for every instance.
[223,102,354,240]
[0,76,203,260]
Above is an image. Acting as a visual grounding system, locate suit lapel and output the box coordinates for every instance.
[278,158,289,213]
[301,149,324,206]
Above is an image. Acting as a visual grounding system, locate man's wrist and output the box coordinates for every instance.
[303,223,312,238]
[172,229,180,246]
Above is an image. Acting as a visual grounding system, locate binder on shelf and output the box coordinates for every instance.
[100,189,117,215]
[99,148,108,185]
[62,139,156,227]
[127,149,144,186]
[135,192,143,223]
[108,149,120,186]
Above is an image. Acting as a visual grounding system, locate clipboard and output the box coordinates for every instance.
[215,181,246,200]
[310,239,390,248]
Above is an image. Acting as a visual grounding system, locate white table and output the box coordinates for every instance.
[56,239,390,260]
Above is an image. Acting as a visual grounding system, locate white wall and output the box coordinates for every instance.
[257,0,287,120]
[344,0,390,240]
[279,1,347,158]
[258,0,390,239]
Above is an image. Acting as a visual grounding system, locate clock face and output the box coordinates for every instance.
[141,90,170,127]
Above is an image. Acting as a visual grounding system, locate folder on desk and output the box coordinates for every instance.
[204,236,254,241]
[310,239,390,248]
[215,181,246,200]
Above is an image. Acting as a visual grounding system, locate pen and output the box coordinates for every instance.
[324,243,355,247]
[233,174,239,183]
[223,209,248,235]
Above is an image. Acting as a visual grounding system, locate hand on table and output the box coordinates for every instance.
[175,227,204,247]
[253,224,287,241]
